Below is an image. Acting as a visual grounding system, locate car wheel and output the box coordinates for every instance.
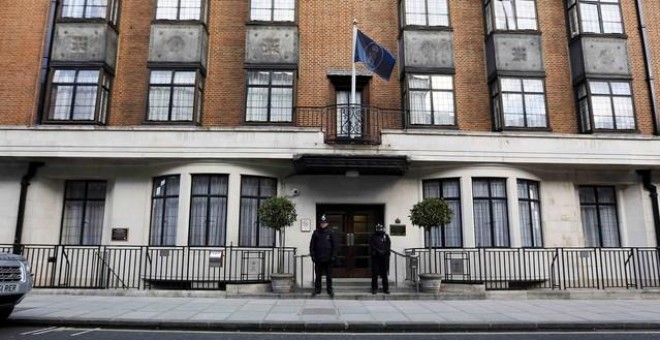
[0,306,14,321]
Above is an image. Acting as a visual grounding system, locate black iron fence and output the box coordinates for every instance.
[5,244,660,291]
[2,244,295,290]
[404,247,660,290]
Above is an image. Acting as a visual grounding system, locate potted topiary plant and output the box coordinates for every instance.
[258,196,298,293]
[409,197,453,293]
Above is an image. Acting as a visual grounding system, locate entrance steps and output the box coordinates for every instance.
[291,278,488,299]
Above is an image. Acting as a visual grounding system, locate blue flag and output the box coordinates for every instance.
[354,30,396,81]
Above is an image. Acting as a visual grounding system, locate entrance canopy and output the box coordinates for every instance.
[293,154,409,176]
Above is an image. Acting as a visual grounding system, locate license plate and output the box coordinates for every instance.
[0,284,17,293]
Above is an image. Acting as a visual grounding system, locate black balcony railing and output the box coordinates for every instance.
[297,105,403,145]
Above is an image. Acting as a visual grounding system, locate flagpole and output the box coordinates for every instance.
[351,19,358,107]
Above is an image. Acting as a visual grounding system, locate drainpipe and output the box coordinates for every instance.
[13,162,44,255]
[634,0,660,135]
[637,170,660,247]
[35,0,58,125]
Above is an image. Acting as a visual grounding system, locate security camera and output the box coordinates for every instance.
[291,188,300,196]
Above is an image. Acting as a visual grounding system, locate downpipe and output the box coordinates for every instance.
[35,0,58,124]
[637,170,660,247]
[634,0,660,135]
[13,162,44,255]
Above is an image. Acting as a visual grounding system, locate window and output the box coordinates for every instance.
[47,69,111,124]
[60,0,119,25]
[239,176,277,247]
[406,74,455,126]
[156,0,206,21]
[250,0,295,22]
[579,186,620,247]
[567,0,623,37]
[246,70,294,123]
[485,0,538,33]
[491,77,547,130]
[150,175,180,246]
[402,0,449,27]
[577,80,635,132]
[61,180,107,245]
[473,178,510,247]
[189,175,228,246]
[148,70,203,123]
[517,180,543,247]
[423,179,462,247]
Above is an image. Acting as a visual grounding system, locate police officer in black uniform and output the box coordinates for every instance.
[370,223,391,294]
[310,214,336,297]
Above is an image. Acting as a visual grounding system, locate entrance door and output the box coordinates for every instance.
[317,204,384,278]
[336,91,363,139]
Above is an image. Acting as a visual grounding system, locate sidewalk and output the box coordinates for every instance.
[8,290,660,332]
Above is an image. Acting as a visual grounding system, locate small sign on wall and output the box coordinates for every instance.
[111,228,129,241]
[301,218,311,232]
[390,224,406,236]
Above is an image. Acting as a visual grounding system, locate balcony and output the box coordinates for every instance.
[296,105,402,145]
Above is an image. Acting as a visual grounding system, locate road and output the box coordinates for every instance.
[3,327,660,340]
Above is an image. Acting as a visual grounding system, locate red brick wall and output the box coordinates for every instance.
[538,0,578,134]
[452,0,490,131]
[0,0,49,125]
[640,0,660,135]
[1,0,659,135]
[623,0,655,134]
[108,0,153,125]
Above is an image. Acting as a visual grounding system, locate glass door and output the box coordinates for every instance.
[336,91,363,139]
[317,204,384,278]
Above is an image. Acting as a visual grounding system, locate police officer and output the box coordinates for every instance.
[370,223,391,294]
[309,214,336,297]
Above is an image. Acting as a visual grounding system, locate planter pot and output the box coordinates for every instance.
[419,273,442,293]
[270,273,294,293]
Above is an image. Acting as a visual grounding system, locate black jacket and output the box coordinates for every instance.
[310,228,336,262]
[370,230,391,257]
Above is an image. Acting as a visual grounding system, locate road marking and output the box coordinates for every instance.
[20,327,58,336]
[70,328,98,337]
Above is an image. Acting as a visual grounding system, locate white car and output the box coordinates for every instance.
[0,253,32,321]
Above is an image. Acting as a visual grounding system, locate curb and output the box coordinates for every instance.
[10,317,660,333]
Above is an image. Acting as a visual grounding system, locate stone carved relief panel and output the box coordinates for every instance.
[581,37,630,76]
[402,30,454,69]
[52,23,118,70]
[492,34,543,73]
[149,24,209,68]
[245,26,299,64]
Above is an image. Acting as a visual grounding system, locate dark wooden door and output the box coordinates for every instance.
[317,204,384,278]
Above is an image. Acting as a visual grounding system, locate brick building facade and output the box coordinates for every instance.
[1,0,660,288]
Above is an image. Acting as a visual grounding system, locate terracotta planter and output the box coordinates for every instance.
[419,273,442,293]
[270,273,294,293]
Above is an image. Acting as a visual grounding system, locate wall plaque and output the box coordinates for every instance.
[111,228,128,241]
[390,224,406,236]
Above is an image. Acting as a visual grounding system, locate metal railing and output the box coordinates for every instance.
[296,105,403,145]
[404,247,660,290]
[6,244,660,291]
[3,244,295,290]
